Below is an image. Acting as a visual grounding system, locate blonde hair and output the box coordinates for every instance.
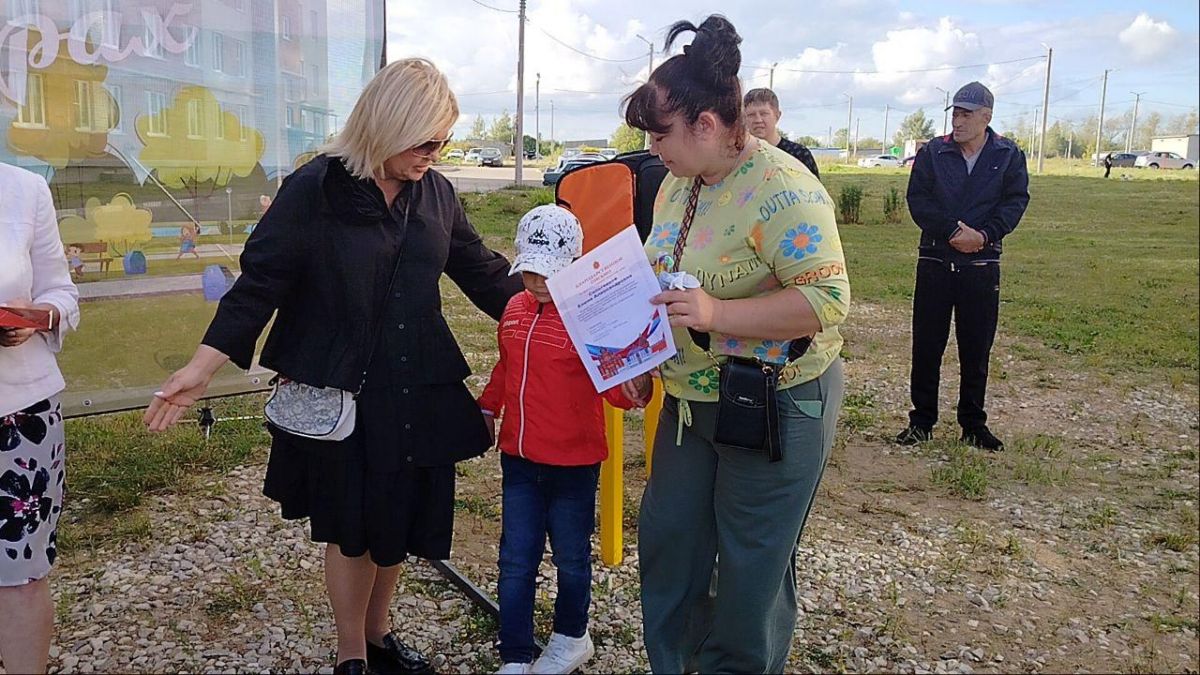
[322,58,459,180]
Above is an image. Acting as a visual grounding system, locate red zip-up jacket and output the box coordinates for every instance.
[478,291,635,466]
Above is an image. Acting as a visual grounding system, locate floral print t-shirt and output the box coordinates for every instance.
[645,142,850,402]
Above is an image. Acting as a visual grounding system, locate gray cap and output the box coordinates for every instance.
[946,81,994,111]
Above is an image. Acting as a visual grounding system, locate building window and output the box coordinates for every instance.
[282,16,292,40]
[184,27,199,66]
[186,98,203,138]
[72,0,118,48]
[286,107,295,128]
[231,39,245,76]
[235,105,248,140]
[212,33,224,72]
[15,73,46,127]
[13,0,41,20]
[215,104,226,139]
[74,80,94,131]
[146,91,167,136]
[105,84,122,132]
[309,10,318,35]
[309,63,320,97]
[142,16,163,57]
[229,0,245,10]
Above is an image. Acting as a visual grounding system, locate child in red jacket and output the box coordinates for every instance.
[479,205,645,674]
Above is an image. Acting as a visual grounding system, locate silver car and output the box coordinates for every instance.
[1134,151,1194,170]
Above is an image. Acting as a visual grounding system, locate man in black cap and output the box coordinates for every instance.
[743,88,821,179]
[895,81,1029,452]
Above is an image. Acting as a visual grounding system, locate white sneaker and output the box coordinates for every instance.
[496,663,532,674]
[530,631,595,674]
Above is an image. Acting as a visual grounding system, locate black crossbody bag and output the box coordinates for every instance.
[669,180,810,462]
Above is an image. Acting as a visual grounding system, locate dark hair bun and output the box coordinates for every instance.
[665,15,742,84]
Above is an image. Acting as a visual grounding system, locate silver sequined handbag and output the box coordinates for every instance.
[264,378,357,441]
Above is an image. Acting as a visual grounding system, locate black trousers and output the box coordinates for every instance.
[908,259,1000,431]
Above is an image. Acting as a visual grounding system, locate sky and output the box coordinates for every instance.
[386,0,1200,144]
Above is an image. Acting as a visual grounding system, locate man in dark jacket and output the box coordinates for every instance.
[744,88,821,179]
[895,81,1029,452]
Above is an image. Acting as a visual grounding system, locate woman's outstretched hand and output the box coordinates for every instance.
[143,345,229,432]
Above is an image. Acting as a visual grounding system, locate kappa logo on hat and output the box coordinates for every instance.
[511,204,584,278]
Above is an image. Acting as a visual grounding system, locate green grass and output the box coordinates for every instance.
[825,172,1199,381]
[930,444,991,500]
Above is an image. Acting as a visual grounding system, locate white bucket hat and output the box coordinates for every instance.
[510,204,583,278]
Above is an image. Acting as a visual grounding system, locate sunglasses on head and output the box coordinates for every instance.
[411,134,453,157]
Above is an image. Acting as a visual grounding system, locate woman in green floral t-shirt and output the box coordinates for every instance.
[620,15,849,674]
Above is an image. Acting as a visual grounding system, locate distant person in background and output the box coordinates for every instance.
[896,81,1029,453]
[743,87,821,179]
[0,163,81,675]
[1103,152,1113,178]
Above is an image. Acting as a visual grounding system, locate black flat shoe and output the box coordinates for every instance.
[367,632,433,674]
[334,658,371,675]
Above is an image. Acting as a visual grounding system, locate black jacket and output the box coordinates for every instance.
[906,128,1029,265]
[203,155,521,390]
[777,137,821,180]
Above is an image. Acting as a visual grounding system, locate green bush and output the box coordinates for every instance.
[838,185,863,224]
[883,187,903,224]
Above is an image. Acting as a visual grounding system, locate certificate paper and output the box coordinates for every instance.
[547,226,677,392]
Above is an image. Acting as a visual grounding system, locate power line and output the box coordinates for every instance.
[530,22,644,63]
[465,0,518,13]
[748,54,1043,75]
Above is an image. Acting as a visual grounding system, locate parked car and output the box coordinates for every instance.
[599,147,619,159]
[479,148,503,167]
[1134,151,1194,170]
[542,157,603,186]
[858,154,903,168]
[445,149,465,161]
[1103,152,1139,168]
[524,149,537,160]
[465,148,485,163]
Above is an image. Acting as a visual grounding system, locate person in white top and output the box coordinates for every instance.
[0,162,80,674]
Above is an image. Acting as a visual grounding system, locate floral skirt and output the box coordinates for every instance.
[0,397,65,587]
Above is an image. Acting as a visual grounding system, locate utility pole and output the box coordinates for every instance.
[936,87,950,136]
[1029,107,1038,153]
[636,34,654,149]
[882,104,890,155]
[1036,45,1052,174]
[534,72,540,159]
[1067,130,1074,161]
[844,93,853,159]
[853,117,860,158]
[550,99,554,148]
[828,125,833,147]
[1128,91,1145,153]
[514,0,526,184]
[1095,69,1109,166]
[769,62,778,89]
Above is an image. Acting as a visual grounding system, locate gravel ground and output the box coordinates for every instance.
[41,302,1199,674]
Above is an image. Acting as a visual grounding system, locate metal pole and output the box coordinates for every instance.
[514,0,526,184]
[550,99,554,147]
[853,117,859,158]
[769,62,777,89]
[882,104,890,155]
[844,94,852,158]
[1095,69,1109,165]
[535,72,540,159]
[1030,108,1038,153]
[1037,46,1052,174]
[1067,130,1074,161]
[1128,91,1144,153]
[936,87,950,136]
[225,187,233,247]
[637,34,654,150]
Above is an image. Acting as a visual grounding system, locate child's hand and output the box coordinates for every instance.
[483,413,496,444]
[622,373,654,407]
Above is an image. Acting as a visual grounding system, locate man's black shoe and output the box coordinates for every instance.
[334,658,371,675]
[367,633,433,674]
[894,425,933,446]
[962,426,1004,452]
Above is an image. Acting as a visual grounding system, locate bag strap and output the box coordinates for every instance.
[356,190,413,395]
[764,364,782,462]
[669,178,702,274]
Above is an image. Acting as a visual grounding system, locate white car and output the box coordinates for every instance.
[465,147,485,163]
[599,147,619,159]
[858,154,903,168]
[1134,151,1194,170]
[445,149,465,160]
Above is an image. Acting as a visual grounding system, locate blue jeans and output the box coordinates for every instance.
[497,453,600,664]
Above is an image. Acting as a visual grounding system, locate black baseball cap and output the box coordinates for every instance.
[946,81,994,111]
